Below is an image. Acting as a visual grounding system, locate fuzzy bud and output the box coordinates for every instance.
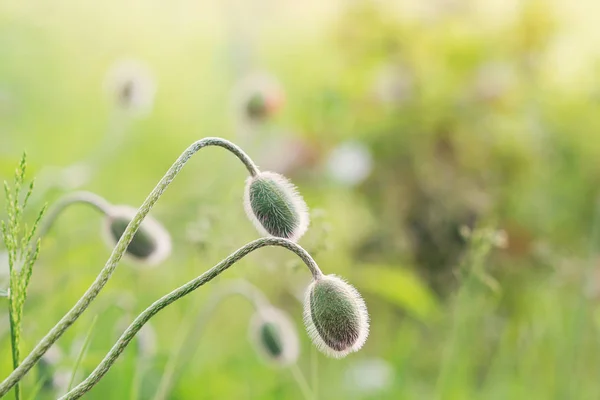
[303,275,369,358]
[250,306,299,366]
[103,205,172,266]
[244,171,309,242]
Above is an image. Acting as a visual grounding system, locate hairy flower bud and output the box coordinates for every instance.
[244,172,309,242]
[303,275,369,358]
[103,205,171,266]
[250,306,299,366]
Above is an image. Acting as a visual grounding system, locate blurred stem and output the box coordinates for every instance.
[8,288,21,400]
[311,346,318,399]
[562,197,600,399]
[61,237,322,400]
[129,352,142,400]
[435,229,495,398]
[152,280,269,400]
[37,191,112,239]
[67,315,98,392]
[290,364,315,400]
[0,137,261,397]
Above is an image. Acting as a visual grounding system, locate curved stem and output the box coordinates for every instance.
[153,280,270,400]
[37,191,112,239]
[290,363,315,400]
[61,237,322,399]
[0,137,261,396]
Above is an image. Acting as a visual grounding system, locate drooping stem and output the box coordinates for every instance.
[152,280,270,400]
[37,191,112,239]
[0,137,261,396]
[61,237,322,399]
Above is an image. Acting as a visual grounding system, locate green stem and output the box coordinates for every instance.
[67,315,98,392]
[8,289,21,400]
[0,137,260,397]
[311,345,318,399]
[61,237,322,399]
[152,280,269,400]
[37,191,112,239]
[290,364,315,400]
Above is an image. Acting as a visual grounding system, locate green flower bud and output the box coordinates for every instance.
[303,275,369,358]
[244,172,309,242]
[103,205,171,266]
[250,306,299,366]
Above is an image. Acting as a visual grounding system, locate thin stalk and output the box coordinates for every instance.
[37,192,112,239]
[435,231,494,398]
[290,364,315,400]
[311,346,318,399]
[61,237,322,399]
[152,280,269,400]
[561,196,600,399]
[129,353,142,400]
[67,315,98,392]
[0,137,260,396]
[8,289,21,400]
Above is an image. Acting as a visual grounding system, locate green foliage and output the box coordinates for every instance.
[355,264,439,322]
[1,153,47,400]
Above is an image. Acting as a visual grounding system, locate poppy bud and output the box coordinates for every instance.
[103,205,171,266]
[233,72,284,123]
[250,306,299,366]
[104,59,156,116]
[303,275,369,358]
[244,172,309,242]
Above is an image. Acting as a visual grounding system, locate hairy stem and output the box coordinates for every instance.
[61,237,322,399]
[0,137,260,396]
[37,191,112,239]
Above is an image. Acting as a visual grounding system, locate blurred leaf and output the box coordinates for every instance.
[355,264,439,322]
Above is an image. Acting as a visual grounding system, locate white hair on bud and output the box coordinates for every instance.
[303,274,369,358]
[243,171,310,242]
[102,205,172,267]
[249,306,300,366]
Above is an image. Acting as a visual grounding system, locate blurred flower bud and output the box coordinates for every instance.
[104,59,156,116]
[244,171,309,242]
[344,358,394,395]
[326,141,373,187]
[233,72,284,123]
[250,306,300,366]
[472,61,515,103]
[37,345,64,392]
[136,323,158,359]
[303,275,369,358]
[103,205,172,266]
[371,63,413,106]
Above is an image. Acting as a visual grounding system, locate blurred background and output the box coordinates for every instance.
[2,0,600,398]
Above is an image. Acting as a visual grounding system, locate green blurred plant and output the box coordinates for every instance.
[1,154,47,400]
